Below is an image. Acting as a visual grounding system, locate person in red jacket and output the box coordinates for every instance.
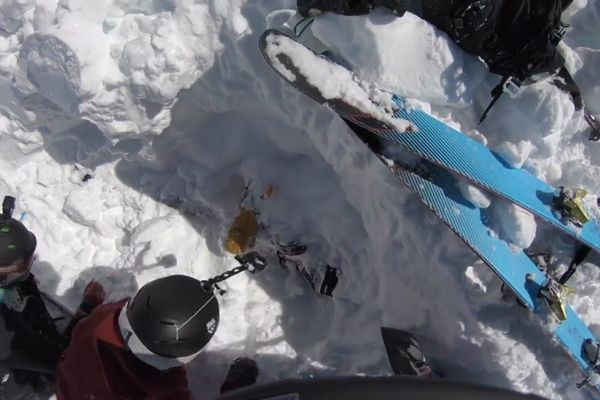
[57,274,259,399]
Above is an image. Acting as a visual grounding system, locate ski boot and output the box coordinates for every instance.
[553,186,590,227]
[219,357,259,394]
[274,241,319,292]
[381,327,433,377]
[538,277,573,321]
[577,339,600,388]
[276,241,308,257]
[275,240,308,271]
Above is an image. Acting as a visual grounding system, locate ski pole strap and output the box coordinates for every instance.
[553,67,600,141]
[293,17,314,37]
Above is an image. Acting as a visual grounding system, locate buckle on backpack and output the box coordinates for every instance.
[585,113,600,141]
[551,26,567,45]
[502,76,523,98]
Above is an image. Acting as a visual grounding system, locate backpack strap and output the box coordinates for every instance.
[553,66,600,141]
[479,66,600,141]
[553,66,583,110]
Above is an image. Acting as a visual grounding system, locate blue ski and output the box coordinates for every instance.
[396,160,600,391]
[259,28,600,392]
[259,29,600,259]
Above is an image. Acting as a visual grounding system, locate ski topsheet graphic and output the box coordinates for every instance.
[259,28,600,391]
[260,29,600,258]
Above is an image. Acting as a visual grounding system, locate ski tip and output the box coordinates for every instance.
[259,29,285,54]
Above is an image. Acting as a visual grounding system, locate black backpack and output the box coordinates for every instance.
[422,0,571,80]
[421,0,599,139]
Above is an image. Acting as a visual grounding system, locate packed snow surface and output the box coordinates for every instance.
[1,1,600,399]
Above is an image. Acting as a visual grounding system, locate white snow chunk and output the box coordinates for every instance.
[457,180,492,209]
[464,265,487,293]
[311,10,488,107]
[63,182,103,227]
[130,215,176,245]
[0,0,34,33]
[491,200,537,249]
[494,140,534,168]
[19,23,108,115]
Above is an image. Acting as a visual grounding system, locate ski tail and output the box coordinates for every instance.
[381,327,432,378]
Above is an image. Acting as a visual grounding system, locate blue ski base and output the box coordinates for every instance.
[394,162,600,391]
[258,28,600,392]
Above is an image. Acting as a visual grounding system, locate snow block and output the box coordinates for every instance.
[19,23,108,116]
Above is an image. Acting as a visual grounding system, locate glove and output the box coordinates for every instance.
[79,281,105,315]
[225,209,258,255]
[219,357,259,394]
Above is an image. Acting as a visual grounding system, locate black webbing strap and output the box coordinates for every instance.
[554,66,583,110]
[585,113,600,141]
[553,66,600,141]
[479,67,600,141]
[558,244,592,285]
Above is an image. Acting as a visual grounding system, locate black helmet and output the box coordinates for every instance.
[0,218,37,266]
[0,217,37,287]
[124,275,219,360]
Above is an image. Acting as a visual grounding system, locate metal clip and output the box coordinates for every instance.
[551,26,567,46]
[502,76,523,99]
[585,113,600,141]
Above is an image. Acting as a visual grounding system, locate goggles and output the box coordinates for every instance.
[117,302,204,371]
[0,254,35,287]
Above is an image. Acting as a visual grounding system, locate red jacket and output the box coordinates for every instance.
[57,299,192,400]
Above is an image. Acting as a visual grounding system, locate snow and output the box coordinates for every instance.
[311,10,489,108]
[458,180,492,209]
[495,140,535,169]
[491,200,537,250]
[0,1,600,400]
